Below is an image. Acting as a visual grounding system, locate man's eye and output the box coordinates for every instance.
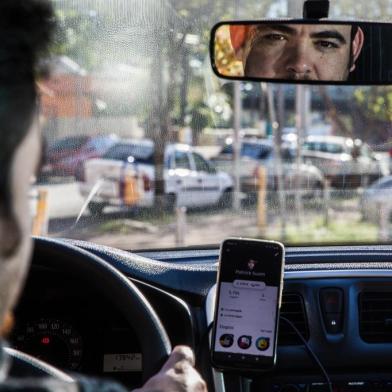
[265,33,286,41]
[316,40,339,49]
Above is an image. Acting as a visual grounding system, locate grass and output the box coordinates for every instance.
[270,216,379,244]
[98,212,173,235]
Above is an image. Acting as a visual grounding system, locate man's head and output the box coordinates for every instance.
[0,0,55,332]
[230,23,364,81]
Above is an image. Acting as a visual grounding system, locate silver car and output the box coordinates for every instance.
[303,135,385,188]
[214,139,325,200]
[360,176,392,222]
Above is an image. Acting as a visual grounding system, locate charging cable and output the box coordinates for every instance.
[196,322,214,360]
[200,319,332,392]
[202,319,333,392]
[280,317,333,392]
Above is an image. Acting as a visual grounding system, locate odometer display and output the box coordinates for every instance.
[13,319,83,371]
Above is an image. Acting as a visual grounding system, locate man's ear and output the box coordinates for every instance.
[350,27,365,72]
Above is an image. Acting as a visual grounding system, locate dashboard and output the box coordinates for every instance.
[10,239,392,391]
[11,267,143,387]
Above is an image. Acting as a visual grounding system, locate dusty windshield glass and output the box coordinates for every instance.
[32,0,392,250]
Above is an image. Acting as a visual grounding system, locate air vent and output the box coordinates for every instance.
[359,291,392,343]
[278,293,309,345]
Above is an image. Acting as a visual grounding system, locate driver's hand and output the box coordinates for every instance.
[134,346,207,392]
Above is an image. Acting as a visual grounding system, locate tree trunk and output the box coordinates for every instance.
[318,86,352,137]
[179,51,190,127]
[148,48,169,216]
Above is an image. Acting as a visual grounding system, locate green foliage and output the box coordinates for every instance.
[354,87,392,122]
[190,102,212,132]
[53,9,102,70]
[281,217,378,244]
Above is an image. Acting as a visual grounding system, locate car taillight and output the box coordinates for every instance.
[142,174,151,192]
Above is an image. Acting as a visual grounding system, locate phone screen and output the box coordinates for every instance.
[212,239,284,370]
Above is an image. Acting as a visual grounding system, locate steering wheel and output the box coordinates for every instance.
[19,237,172,383]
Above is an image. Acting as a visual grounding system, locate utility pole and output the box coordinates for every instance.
[233,0,242,211]
[233,82,242,211]
[268,84,287,241]
[295,86,305,226]
[287,0,312,227]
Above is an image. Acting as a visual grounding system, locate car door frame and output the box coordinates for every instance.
[167,148,199,208]
[190,151,222,206]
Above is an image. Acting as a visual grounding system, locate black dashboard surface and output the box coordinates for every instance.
[29,238,392,391]
[59,239,392,296]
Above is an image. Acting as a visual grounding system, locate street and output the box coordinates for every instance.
[36,181,86,220]
[35,180,380,250]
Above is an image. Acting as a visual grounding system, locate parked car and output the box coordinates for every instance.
[302,135,385,188]
[360,176,392,222]
[41,134,118,178]
[213,138,325,201]
[79,139,234,214]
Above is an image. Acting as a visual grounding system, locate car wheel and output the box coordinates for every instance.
[219,189,233,209]
[312,181,324,199]
[88,202,106,215]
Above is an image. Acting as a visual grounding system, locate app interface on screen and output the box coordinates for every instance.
[214,243,281,358]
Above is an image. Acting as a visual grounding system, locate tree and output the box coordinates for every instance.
[145,0,276,213]
[352,86,392,143]
[318,86,352,137]
[51,0,278,213]
[190,102,212,145]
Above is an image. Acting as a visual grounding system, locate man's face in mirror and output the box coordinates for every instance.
[241,24,364,81]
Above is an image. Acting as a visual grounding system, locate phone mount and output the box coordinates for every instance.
[303,0,330,19]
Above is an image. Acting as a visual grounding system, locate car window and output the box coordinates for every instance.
[323,143,344,154]
[49,136,88,151]
[242,143,272,159]
[192,153,210,172]
[174,151,191,170]
[303,142,345,154]
[103,144,154,164]
[303,142,317,151]
[281,148,296,162]
[87,137,116,152]
[360,144,373,158]
[375,179,392,189]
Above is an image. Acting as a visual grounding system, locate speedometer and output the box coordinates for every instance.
[13,319,83,371]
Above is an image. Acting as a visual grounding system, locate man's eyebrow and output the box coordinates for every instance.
[256,24,297,35]
[310,30,347,44]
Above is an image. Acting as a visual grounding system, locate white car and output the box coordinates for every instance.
[79,140,234,214]
[360,176,392,222]
[303,135,385,188]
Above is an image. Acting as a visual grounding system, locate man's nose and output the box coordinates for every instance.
[285,43,312,76]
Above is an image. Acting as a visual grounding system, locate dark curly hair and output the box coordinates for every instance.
[0,0,56,256]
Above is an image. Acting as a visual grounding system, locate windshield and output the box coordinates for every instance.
[33,0,392,250]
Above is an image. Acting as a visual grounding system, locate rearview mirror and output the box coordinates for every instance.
[210,20,392,85]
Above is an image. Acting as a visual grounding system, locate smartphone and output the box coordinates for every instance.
[211,238,285,372]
